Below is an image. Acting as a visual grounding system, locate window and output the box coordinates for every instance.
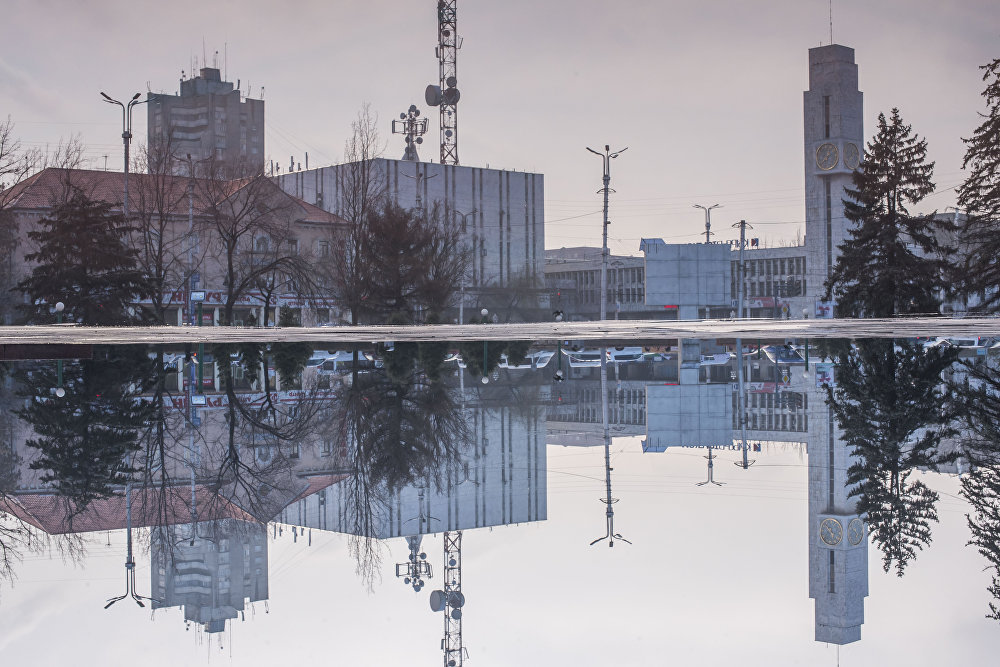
[255,236,269,253]
[287,239,299,255]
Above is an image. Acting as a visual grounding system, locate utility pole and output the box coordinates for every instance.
[586,145,628,321]
[732,219,754,471]
[694,203,721,244]
[732,219,752,320]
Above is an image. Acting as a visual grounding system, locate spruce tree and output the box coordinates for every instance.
[825,109,951,317]
[16,346,156,519]
[16,188,151,325]
[828,338,957,576]
[957,58,1000,311]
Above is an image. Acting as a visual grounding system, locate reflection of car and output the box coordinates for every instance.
[562,349,603,368]
[699,353,732,366]
[608,347,644,363]
[500,350,555,370]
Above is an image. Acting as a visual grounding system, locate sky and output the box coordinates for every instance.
[2,0,998,255]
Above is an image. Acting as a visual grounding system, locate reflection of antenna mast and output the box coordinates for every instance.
[590,347,631,547]
[697,447,725,486]
[425,0,462,165]
[395,535,432,592]
[430,532,467,667]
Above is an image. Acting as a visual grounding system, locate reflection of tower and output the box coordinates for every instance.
[803,44,864,303]
[807,396,868,644]
[430,531,467,667]
[395,534,432,592]
[425,0,462,165]
[151,520,269,634]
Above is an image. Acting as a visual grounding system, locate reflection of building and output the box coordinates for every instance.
[147,67,265,172]
[544,44,864,321]
[283,385,547,537]
[545,342,870,644]
[151,520,269,634]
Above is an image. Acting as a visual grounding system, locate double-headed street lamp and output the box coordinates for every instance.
[100,91,144,221]
[585,144,627,321]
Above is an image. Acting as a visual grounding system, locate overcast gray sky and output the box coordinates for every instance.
[2,0,997,253]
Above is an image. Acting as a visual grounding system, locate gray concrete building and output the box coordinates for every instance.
[147,67,265,173]
[278,159,545,320]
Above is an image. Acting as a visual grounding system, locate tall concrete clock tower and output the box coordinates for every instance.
[803,45,864,307]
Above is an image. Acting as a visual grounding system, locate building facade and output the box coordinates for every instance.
[278,159,545,320]
[546,44,863,322]
[147,67,265,173]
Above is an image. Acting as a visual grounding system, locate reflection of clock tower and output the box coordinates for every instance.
[807,395,869,644]
[804,45,863,305]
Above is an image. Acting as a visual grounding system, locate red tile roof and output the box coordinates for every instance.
[2,485,257,535]
[1,167,347,227]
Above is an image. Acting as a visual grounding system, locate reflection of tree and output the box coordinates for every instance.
[954,361,1000,620]
[331,344,470,585]
[827,338,957,575]
[206,343,321,521]
[15,347,156,525]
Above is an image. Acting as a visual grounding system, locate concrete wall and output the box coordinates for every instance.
[641,240,731,319]
[278,159,545,296]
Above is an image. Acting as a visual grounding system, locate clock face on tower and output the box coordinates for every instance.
[820,517,844,546]
[844,143,861,170]
[848,518,865,545]
[816,142,839,170]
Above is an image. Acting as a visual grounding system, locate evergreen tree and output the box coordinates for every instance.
[957,58,1000,311]
[952,359,1000,620]
[16,347,156,520]
[828,338,957,575]
[825,109,951,317]
[16,188,151,325]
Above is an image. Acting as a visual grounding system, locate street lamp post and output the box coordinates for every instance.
[586,144,627,321]
[100,92,144,222]
[693,204,721,244]
[455,208,477,324]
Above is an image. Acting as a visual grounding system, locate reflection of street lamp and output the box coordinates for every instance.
[480,308,489,384]
[100,92,145,221]
[553,311,565,382]
[105,483,160,609]
[54,302,65,397]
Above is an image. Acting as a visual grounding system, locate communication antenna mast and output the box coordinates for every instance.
[392,104,428,162]
[425,0,462,165]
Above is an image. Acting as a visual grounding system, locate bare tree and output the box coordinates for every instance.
[196,160,320,326]
[130,139,203,323]
[327,105,387,325]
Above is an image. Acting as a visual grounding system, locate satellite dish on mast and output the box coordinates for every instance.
[425,84,442,106]
[429,590,447,612]
[448,591,465,608]
[442,87,460,105]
